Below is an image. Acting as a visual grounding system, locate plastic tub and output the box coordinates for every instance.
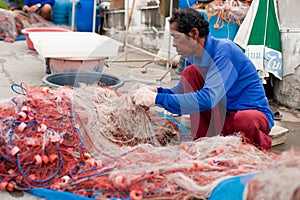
[21,27,71,50]
[42,72,124,88]
[49,57,107,73]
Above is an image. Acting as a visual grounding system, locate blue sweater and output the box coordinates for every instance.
[155,34,274,129]
[24,0,54,7]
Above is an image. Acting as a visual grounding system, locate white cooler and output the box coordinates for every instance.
[28,32,122,73]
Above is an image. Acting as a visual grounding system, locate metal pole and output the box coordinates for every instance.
[167,0,173,70]
[92,0,97,32]
[124,0,130,61]
[71,0,75,31]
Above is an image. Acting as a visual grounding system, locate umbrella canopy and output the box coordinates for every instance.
[234,0,282,82]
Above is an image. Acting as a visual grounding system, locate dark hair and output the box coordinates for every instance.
[169,8,209,38]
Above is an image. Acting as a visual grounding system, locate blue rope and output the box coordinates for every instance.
[16,143,63,183]
[10,83,26,96]
[69,163,84,178]
[75,168,111,181]
[0,149,13,162]
[68,102,85,157]
[64,168,111,188]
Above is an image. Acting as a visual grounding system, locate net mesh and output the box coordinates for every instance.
[0,10,71,42]
[71,84,184,159]
[0,83,291,199]
[245,147,300,200]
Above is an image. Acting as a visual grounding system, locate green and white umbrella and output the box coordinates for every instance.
[234,0,282,82]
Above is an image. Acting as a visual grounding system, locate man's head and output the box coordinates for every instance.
[169,8,209,58]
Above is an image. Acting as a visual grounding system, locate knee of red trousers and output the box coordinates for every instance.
[240,130,272,150]
[234,111,272,150]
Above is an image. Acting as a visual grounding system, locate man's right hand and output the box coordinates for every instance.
[131,87,157,108]
[128,83,157,99]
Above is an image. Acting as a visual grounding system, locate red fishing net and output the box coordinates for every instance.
[0,83,285,199]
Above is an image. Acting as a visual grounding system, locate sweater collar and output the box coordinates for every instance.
[188,33,213,67]
[200,33,213,66]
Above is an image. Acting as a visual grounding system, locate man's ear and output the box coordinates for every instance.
[189,28,199,40]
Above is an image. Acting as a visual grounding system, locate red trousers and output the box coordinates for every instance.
[181,65,272,150]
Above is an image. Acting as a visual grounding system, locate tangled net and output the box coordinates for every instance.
[71,83,184,158]
[0,9,70,42]
[245,148,300,200]
[0,8,18,42]
[0,83,284,199]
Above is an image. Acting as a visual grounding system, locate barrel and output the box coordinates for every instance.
[68,0,100,32]
[52,0,70,25]
[42,72,124,88]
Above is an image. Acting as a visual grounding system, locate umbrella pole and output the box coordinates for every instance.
[263,0,270,48]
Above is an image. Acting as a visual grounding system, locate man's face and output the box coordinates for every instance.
[170,22,198,58]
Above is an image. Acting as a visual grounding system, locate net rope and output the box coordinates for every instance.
[0,83,289,199]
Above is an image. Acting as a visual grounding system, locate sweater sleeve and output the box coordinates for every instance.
[157,79,184,94]
[24,0,54,7]
[155,45,238,114]
[24,0,30,6]
[40,0,55,7]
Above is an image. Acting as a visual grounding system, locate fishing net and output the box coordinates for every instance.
[0,8,18,42]
[0,9,70,42]
[0,83,285,199]
[244,147,300,200]
[0,83,184,188]
[71,83,184,159]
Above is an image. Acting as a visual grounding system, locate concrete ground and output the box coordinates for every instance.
[0,40,300,199]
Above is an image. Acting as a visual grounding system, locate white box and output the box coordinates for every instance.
[28,32,122,59]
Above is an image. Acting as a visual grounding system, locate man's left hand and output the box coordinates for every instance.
[132,87,157,108]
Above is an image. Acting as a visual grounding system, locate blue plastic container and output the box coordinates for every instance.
[52,0,70,25]
[68,0,100,32]
[200,10,239,40]
[178,0,197,8]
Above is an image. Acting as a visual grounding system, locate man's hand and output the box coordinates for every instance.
[132,87,157,108]
[28,4,40,13]
[22,5,29,12]
[128,83,157,98]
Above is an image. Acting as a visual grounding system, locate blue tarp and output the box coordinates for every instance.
[209,173,257,200]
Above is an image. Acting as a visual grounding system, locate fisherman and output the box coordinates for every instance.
[131,8,274,150]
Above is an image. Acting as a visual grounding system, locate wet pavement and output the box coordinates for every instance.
[0,39,300,199]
